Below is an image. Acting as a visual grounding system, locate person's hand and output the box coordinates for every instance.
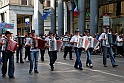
[102,38,106,41]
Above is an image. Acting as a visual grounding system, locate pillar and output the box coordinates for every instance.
[58,0,64,37]
[50,0,56,34]
[78,0,86,34]
[33,0,44,35]
[0,14,2,34]
[90,0,98,35]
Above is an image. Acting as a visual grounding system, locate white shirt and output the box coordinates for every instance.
[98,33,110,47]
[116,36,123,46]
[63,36,71,47]
[70,35,81,47]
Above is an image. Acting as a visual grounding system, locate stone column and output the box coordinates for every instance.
[64,2,67,34]
[78,0,86,34]
[58,0,64,37]
[33,0,44,35]
[50,0,56,34]
[90,0,98,35]
[0,14,2,34]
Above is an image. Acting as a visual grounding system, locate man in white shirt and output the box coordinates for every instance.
[83,30,93,68]
[99,26,118,67]
[70,29,83,70]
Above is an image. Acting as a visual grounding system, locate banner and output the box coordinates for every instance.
[0,22,14,29]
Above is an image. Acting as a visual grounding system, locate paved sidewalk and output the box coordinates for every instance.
[0,51,124,83]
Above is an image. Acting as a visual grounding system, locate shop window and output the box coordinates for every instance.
[22,0,27,5]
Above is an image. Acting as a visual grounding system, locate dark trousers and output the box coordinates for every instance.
[40,49,45,61]
[63,46,72,59]
[2,51,14,76]
[48,51,57,68]
[25,46,30,61]
[117,46,123,55]
[16,47,23,62]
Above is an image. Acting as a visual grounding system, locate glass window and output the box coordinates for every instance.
[22,0,27,5]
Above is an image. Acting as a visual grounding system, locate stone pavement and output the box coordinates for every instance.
[0,51,124,83]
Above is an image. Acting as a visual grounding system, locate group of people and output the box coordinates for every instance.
[0,26,122,79]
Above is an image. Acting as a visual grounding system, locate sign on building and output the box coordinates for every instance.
[0,22,14,29]
[103,14,110,26]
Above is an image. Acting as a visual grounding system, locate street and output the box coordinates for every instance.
[0,51,124,83]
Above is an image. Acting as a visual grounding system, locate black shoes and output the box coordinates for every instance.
[86,64,93,68]
[2,74,6,77]
[34,70,39,73]
[51,67,54,71]
[113,65,118,68]
[9,76,15,79]
[29,70,32,73]
[20,61,24,63]
[104,65,107,67]
[79,68,83,70]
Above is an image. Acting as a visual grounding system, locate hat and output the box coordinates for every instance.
[105,26,110,29]
[49,31,53,34]
[5,31,13,35]
[17,30,21,33]
[75,29,79,32]
[31,30,35,33]
[28,32,31,35]
[85,30,90,33]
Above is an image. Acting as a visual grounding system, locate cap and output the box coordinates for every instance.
[105,26,110,29]
[75,29,79,33]
[65,31,69,34]
[31,30,35,33]
[5,31,13,35]
[49,31,53,34]
[85,30,90,33]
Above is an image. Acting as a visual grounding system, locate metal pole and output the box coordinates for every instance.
[90,0,98,35]
[50,0,56,34]
[78,0,86,34]
[58,0,64,37]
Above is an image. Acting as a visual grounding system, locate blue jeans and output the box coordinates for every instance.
[74,47,83,68]
[30,51,39,71]
[16,47,23,62]
[86,48,92,65]
[48,51,57,68]
[2,51,14,76]
[103,46,116,66]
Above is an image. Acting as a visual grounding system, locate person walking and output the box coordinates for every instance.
[25,30,39,73]
[45,31,58,71]
[1,31,15,78]
[99,26,118,67]
[14,30,24,63]
[83,30,93,68]
[63,31,73,60]
[70,29,83,70]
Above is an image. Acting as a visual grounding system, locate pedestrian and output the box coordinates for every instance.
[39,34,46,62]
[63,31,73,60]
[70,29,83,70]
[116,34,123,57]
[1,31,15,78]
[83,30,93,68]
[0,34,3,64]
[45,31,58,71]
[14,30,24,63]
[98,26,118,67]
[26,30,39,73]
[24,32,32,61]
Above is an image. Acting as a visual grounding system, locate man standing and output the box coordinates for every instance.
[1,31,15,78]
[45,31,58,71]
[63,31,73,60]
[14,30,24,63]
[70,29,83,70]
[99,26,118,67]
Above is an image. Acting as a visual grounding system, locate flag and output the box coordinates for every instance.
[72,0,80,16]
[42,12,51,20]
